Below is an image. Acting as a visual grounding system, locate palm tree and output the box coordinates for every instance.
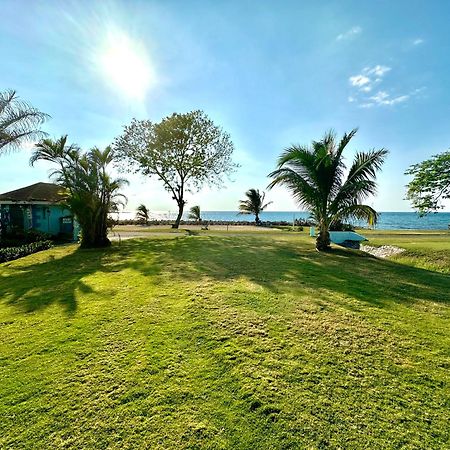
[238,189,272,224]
[31,136,128,248]
[268,129,388,251]
[0,89,49,155]
[188,205,202,222]
[136,204,150,224]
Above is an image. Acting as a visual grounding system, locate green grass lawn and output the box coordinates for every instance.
[1,231,449,449]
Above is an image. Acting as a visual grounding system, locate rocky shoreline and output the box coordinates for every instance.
[361,245,405,258]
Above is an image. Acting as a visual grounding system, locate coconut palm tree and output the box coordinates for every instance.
[188,205,202,222]
[31,136,128,248]
[0,89,49,155]
[238,189,272,224]
[268,129,388,251]
[136,204,150,224]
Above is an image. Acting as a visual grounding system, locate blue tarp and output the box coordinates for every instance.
[329,231,367,244]
[309,227,367,244]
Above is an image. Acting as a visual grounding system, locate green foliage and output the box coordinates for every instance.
[135,204,150,224]
[238,188,272,223]
[113,110,238,228]
[0,231,449,448]
[0,240,52,263]
[0,228,52,248]
[330,221,355,231]
[405,150,450,216]
[0,89,49,155]
[269,129,388,250]
[31,136,128,248]
[188,205,202,222]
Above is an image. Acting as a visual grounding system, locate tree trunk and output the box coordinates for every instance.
[316,227,331,251]
[172,202,185,229]
[79,214,111,248]
[255,213,260,225]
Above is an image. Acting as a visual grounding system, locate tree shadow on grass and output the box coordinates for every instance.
[118,235,449,309]
[0,235,448,315]
[0,246,133,314]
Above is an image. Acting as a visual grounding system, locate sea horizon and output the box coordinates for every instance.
[113,210,450,230]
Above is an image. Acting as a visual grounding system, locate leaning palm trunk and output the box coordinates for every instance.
[268,129,388,251]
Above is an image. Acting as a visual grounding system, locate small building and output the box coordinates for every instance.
[0,182,79,241]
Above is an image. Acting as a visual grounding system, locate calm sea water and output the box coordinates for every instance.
[198,211,450,230]
[116,210,450,230]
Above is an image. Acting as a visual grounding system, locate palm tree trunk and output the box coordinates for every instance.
[316,227,331,251]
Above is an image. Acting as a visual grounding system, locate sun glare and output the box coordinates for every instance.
[98,30,155,100]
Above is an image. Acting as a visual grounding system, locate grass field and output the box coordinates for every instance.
[1,230,449,449]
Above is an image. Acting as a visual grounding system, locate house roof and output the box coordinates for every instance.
[0,182,66,203]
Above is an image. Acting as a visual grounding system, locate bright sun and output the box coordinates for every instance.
[99,30,155,100]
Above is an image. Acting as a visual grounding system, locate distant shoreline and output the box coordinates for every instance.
[112,221,450,232]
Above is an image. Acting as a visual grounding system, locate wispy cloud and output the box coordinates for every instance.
[348,65,423,108]
[349,74,370,87]
[367,91,409,107]
[336,26,362,41]
[348,65,391,93]
[413,38,424,45]
[364,65,391,77]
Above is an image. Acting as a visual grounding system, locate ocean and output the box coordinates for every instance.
[114,210,450,230]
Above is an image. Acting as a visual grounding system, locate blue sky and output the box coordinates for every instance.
[1,0,449,213]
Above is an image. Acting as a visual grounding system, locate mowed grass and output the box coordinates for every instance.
[364,229,450,274]
[0,231,449,449]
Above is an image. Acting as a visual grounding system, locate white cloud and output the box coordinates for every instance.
[336,26,362,41]
[365,65,391,77]
[359,91,409,108]
[373,91,408,105]
[348,65,422,108]
[348,65,391,93]
[347,64,426,108]
[349,74,370,87]
[370,91,389,102]
[413,38,424,45]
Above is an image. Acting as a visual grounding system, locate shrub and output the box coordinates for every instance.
[0,228,53,248]
[0,240,53,263]
[330,221,355,231]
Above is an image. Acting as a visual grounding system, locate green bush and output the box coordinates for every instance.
[0,241,52,263]
[0,229,53,248]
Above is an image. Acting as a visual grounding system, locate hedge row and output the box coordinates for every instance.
[0,240,53,263]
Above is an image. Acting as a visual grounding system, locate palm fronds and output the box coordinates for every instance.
[0,89,49,154]
[268,130,387,250]
[136,204,150,224]
[238,189,272,223]
[188,205,202,222]
[31,136,128,247]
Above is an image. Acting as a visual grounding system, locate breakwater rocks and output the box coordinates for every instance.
[362,245,405,258]
[114,219,313,227]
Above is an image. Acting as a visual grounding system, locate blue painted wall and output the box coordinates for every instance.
[30,205,72,235]
[0,203,78,241]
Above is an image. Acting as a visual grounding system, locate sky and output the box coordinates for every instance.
[1,0,449,214]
